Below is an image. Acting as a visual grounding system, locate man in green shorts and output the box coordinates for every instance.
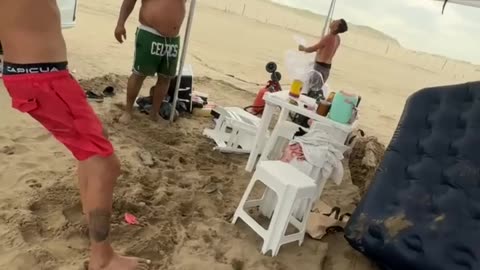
[115,0,186,123]
[133,26,180,78]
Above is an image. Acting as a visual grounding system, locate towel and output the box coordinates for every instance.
[289,122,348,185]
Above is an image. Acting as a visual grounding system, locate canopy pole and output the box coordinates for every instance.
[170,0,197,123]
[321,0,337,37]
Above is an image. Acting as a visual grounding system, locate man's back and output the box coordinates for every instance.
[0,0,67,63]
[315,34,340,64]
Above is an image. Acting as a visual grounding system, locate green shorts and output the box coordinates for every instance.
[133,25,180,77]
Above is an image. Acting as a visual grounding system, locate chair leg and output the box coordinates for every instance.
[298,198,314,246]
[259,188,277,218]
[264,191,296,256]
[232,178,258,224]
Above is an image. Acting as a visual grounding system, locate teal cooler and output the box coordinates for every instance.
[328,91,358,124]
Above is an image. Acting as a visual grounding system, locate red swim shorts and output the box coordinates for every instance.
[2,71,114,161]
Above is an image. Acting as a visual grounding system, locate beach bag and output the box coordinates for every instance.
[307,200,351,240]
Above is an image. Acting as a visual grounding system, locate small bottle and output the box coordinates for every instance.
[326,92,336,103]
[316,100,331,117]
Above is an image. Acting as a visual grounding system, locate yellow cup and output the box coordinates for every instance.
[289,79,303,98]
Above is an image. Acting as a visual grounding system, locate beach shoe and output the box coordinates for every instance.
[307,201,352,240]
[85,90,104,103]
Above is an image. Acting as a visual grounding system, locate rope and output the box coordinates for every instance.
[442,0,449,14]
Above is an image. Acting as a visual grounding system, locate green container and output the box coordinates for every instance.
[328,91,358,124]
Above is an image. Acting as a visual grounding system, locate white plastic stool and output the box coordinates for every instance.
[232,160,317,256]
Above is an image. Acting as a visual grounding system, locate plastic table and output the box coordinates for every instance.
[245,90,356,172]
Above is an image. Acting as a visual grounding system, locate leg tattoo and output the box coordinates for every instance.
[88,209,111,242]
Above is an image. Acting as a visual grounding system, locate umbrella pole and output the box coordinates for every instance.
[170,0,197,123]
[321,0,336,37]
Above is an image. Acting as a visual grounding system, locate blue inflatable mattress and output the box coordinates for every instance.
[345,81,480,270]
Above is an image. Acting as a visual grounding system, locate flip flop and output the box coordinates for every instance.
[103,86,115,97]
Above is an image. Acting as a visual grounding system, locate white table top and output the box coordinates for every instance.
[264,90,356,132]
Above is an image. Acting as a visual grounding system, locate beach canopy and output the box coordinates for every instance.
[435,0,480,13]
[435,0,480,9]
[170,0,480,122]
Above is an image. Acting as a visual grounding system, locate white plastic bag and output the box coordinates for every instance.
[284,49,312,80]
[284,35,314,79]
[301,70,329,98]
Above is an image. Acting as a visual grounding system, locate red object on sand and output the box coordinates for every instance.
[124,213,139,225]
[250,81,282,115]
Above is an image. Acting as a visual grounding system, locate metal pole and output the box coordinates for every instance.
[331,0,337,24]
[321,0,336,37]
[170,0,197,123]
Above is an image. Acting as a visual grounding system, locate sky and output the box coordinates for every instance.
[271,0,480,65]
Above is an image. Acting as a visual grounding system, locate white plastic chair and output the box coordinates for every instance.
[203,106,264,154]
[259,120,350,219]
[232,160,317,256]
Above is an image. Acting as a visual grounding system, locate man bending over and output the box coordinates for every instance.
[0,0,149,269]
[299,19,348,85]
[115,0,186,123]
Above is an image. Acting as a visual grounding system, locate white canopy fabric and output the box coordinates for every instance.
[320,0,480,37]
[435,0,480,13]
[435,0,480,9]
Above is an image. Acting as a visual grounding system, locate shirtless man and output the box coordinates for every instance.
[0,1,149,269]
[299,19,348,85]
[115,0,186,123]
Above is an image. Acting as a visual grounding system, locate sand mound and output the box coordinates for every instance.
[78,73,129,96]
[348,136,386,197]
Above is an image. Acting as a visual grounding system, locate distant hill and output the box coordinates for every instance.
[352,25,401,46]
[267,0,401,45]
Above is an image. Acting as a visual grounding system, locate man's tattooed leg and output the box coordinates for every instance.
[88,209,111,242]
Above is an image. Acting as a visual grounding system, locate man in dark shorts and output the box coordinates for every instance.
[115,0,186,123]
[0,0,150,269]
[299,19,348,86]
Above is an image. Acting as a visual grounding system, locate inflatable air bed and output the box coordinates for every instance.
[345,81,480,270]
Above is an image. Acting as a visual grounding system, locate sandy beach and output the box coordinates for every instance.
[0,0,478,269]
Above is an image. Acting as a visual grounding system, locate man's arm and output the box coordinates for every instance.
[117,0,137,27]
[114,0,137,43]
[299,36,329,53]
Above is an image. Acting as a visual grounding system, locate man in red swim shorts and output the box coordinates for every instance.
[0,1,150,270]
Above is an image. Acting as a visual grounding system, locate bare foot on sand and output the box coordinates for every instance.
[87,254,151,270]
[149,112,159,122]
[150,115,169,128]
[119,112,132,124]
